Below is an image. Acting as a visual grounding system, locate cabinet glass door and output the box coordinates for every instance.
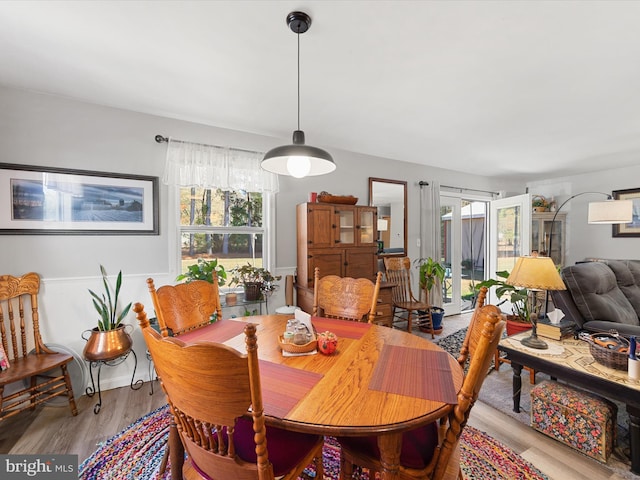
[542,219,563,265]
[337,208,355,245]
[358,209,375,245]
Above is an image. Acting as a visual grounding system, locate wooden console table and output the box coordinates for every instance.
[499,331,640,474]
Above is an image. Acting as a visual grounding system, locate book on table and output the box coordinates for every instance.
[537,316,575,340]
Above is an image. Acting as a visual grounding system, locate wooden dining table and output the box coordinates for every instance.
[177,314,464,480]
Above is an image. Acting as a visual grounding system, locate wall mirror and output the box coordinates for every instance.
[369,177,407,256]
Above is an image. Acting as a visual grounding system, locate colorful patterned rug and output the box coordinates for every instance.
[79,404,549,479]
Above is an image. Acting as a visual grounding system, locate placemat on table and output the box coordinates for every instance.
[176,319,247,344]
[259,361,324,417]
[312,317,371,339]
[369,344,458,404]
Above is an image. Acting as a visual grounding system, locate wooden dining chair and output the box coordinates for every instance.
[457,286,487,368]
[383,257,434,335]
[338,304,505,480]
[135,303,325,480]
[147,276,223,337]
[0,272,78,421]
[312,268,383,323]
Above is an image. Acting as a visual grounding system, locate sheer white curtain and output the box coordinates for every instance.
[163,138,279,193]
[420,181,442,306]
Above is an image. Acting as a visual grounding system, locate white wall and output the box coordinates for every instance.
[0,85,523,391]
[527,165,640,266]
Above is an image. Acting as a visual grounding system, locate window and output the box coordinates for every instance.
[161,138,279,279]
[179,187,267,275]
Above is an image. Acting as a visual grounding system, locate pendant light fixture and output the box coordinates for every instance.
[261,11,336,178]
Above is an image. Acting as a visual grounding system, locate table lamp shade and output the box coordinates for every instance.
[587,200,633,224]
[506,256,566,291]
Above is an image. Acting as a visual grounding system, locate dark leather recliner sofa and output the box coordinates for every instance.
[550,259,640,337]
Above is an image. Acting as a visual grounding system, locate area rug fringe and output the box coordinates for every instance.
[80,404,548,480]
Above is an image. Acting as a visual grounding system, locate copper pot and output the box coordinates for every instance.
[82,324,133,362]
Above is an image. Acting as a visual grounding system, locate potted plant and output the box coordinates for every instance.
[176,257,234,304]
[176,257,227,286]
[475,270,533,335]
[229,263,281,301]
[414,257,447,332]
[532,195,550,213]
[83,265,134,362]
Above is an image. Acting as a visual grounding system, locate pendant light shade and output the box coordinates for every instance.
[262,130,335,178]
[261,11,336,178]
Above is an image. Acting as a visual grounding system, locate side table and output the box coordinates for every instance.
[85,349,143,414]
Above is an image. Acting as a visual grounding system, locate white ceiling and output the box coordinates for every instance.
[1,1,640,180]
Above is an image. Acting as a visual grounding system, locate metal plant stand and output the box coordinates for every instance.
[85,349,143,414]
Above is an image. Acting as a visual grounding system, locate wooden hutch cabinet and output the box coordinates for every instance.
[296,202,378,313]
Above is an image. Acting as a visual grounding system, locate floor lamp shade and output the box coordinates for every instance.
[587,200,633,224]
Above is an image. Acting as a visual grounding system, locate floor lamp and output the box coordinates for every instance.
[543,192,633,317]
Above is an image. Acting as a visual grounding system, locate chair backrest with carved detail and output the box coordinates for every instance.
[312,269,382,323]
[383,256,418,304]
[431,304,505,479]
[457,286,488,368]
[137,305,274,480]
[147,277,222,337]
[0,272,45,360]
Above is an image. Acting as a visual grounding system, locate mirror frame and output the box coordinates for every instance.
[369,177,408,257]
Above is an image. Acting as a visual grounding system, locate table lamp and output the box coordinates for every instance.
[377,218,388,253]
[507,256,566,350]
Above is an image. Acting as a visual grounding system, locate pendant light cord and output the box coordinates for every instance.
[297,31,301,131]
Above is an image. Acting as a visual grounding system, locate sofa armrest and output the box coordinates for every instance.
[550,290,585,330]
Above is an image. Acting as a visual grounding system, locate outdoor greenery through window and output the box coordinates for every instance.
[180,187,265,278]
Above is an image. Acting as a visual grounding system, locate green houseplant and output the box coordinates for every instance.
[175,258,227,286]
[83,265,134,362]
[476,270,533,335]
[89,265,132,331]
[229,263,281,301]
[414,257,447,332]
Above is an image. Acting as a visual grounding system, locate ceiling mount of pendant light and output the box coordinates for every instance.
[261,11,336,178]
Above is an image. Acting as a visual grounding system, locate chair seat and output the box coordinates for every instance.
[231,417,323,476]
[338,421,439,470]
[0,352,73,386]
[393,300,430,311]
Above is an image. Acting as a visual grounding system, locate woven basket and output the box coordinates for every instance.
[279,335,317,354]
[586,333,629,371]
[317,195,358,205]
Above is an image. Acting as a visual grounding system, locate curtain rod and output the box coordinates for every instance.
[154,135,264,155]
[419,181,499,196]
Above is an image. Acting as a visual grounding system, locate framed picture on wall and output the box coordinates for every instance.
[0,163,159,235]
[612,187,640,237]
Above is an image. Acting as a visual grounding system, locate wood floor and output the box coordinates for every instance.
[1,314,636,480]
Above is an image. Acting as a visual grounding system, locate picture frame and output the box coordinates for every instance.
[0,163,159,235]
[612,187,640,238]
